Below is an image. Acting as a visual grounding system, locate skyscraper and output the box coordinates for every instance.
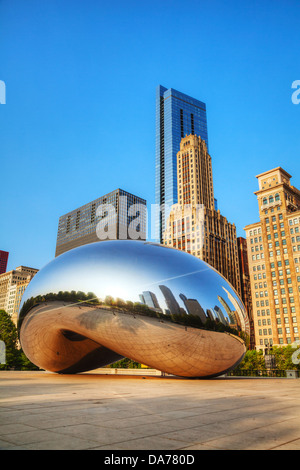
[237,237,255,349]
[0,251,9,274]
[162,134,241,296]
[155,85,208,242]
[55,189,147,257]
[245,167,300,350]
[0,266,38,324]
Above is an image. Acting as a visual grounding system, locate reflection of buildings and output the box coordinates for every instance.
[206,306,228,326]
[218,295,240,330]
[0,250,9,275]
[222,287,246,332]
[214,306,227,325]
[162,134,241,296]
[155,85,208,243]
[55,189,147,257]
[218,295,232,316]
[139,291,162,313]
[206,309,215,322]
[237,237,255,348]
[244,167,300,350]
[139,284,243,332]
[159,285,182,315]
[0,266,39,324]
[179,294,207,323]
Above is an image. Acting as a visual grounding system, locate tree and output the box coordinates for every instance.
[272,345,300,371]
[0,309,38,370]
[0,309,20,369]
[110,358,142,369]
[233,346,300,373]
[235,349,266,371]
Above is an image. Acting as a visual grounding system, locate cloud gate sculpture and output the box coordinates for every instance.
[18,241,250,378]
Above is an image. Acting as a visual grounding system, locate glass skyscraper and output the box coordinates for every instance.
[155,85,208,242]
[55,189,147,257]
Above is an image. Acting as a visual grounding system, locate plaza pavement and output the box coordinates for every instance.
[0,370,300,450]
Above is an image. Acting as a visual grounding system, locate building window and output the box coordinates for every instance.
[76,211,80,230]
[66,215,71,233]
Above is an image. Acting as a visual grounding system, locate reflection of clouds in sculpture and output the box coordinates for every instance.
[144,267,210,286]
[19,241,249,378]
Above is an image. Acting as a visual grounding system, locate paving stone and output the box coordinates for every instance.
[0,371,300,450]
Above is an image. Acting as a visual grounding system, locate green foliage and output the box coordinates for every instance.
[235,349,266,371]
[0,309,19,369]
[271,345,300,370]
[234,346,300,372]
[110,358,142,369]
[0,309,18,347]
[0,309,38,370]
[18,291,99,330]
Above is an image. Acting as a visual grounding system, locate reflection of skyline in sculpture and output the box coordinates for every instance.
[217,295,237,326]
[206,309,215,322]
[218,295,232,317]
[179,294,207,324]
[218,295,241,330]
[134,284,246,337]
[138,285,244,333]
[214,305,227,325]
[139,291,162,313]
[222,286,249,335]
[18,240,250,377]
[158,285,182,315]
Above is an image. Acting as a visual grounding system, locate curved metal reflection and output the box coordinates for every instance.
[18,241,250,378]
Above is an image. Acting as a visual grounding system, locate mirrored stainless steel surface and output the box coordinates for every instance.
[18,240,250,377]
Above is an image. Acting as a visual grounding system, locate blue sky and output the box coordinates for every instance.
[1,0,299,272]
